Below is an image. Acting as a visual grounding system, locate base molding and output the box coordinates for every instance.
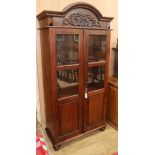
[100,126,106,131]
[45,124,106,151]
[106,121,118,130]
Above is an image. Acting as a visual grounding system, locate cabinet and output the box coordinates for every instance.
[106,41,118,129]
[37,2,113,151]
[107,78,118,129]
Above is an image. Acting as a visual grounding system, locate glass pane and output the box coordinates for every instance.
[56,34,79,66]
[88,66,105,92]
[89,35,106,62]
[57,68,79,98]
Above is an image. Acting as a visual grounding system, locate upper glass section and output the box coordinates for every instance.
[57,68,79,98]
[88,66,105,92]
[88,35,106,62]
[56,34,79,66]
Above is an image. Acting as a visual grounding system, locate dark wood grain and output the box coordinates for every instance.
[58,100,79,136]
[88,93,104,125]
[112,47,118,78]
[56,64,79,71]
[88,61,106,67]
[106,78,118,129]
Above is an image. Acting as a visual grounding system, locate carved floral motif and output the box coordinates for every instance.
[64,9,100,27]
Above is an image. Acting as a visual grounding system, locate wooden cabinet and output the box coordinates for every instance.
[107,78,118,129]
[106,41,118,129]
[106,39,118,129]
[37,2,113,151]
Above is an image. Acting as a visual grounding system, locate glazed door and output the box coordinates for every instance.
[50,28,84,140]
[50,28,110,137]
[83,30,110,131]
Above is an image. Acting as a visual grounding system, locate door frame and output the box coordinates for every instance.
[49,28,84,140]
[83,29,111,132]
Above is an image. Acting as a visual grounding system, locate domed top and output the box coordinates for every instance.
[62,2,104,20]
[36,2,113,29]
[37,2,113,21]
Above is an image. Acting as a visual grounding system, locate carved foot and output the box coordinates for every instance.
[53,145,60,151]
[100,126,106,131]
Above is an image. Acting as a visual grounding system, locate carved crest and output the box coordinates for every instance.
[64,8,100,27]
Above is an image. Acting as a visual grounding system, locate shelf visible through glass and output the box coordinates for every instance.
[87,66,105,92]
[57,68,79,98]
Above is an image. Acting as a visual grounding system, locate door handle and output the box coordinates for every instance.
[84,87,88,99]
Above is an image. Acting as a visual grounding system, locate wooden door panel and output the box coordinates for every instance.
[84,91,105,131]
[107,84,118,128]
[58,100,79,136]
[50,28,84,140]
[83,29,110,132]
[88,93,104,125]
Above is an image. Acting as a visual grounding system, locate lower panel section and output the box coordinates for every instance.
[58,100,79,136]
[84,90,105,131]
[107,82,118,129]
[88,94,104,125]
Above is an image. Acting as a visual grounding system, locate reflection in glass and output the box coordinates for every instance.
[56,34,79,66]
[57,68,79,98]
[88,66,105,91]
[89,35,106,62]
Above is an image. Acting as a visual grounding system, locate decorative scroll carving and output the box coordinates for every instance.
[64,8,100,27]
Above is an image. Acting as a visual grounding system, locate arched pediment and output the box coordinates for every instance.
[62,2,104,20]
[36,2,113,29]
[63,8,100,27]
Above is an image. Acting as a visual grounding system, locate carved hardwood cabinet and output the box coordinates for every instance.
[37,3,113,151]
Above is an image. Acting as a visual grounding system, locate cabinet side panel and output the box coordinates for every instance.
[40,29,54,135]
[107,83,118,129]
